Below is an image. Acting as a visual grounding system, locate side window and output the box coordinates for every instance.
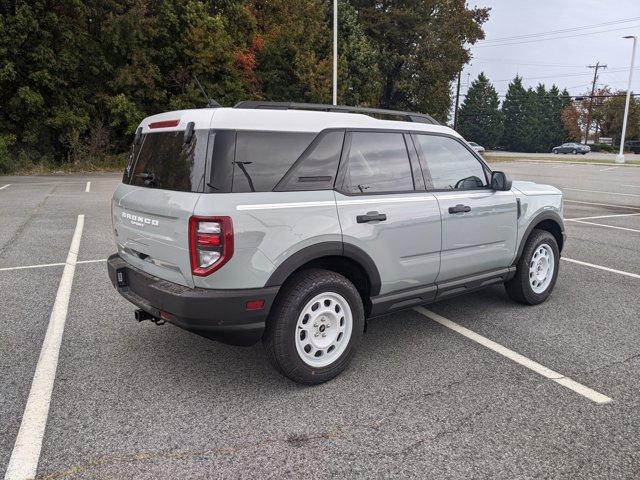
[232,131,316,192]
[342,132,414,194]
[276,131,344,191]
[414,134,488,190]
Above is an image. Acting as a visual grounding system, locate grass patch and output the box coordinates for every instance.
[8,153,127,175]
[484,153,640,166]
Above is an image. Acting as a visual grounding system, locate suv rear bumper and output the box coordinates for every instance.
[107,254,279,346]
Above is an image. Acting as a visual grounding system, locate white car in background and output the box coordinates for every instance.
[468,141,485,153]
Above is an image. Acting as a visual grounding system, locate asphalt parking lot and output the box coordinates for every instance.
[1,162,639,479]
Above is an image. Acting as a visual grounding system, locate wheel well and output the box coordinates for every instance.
[289,256,372,315]
[533,219,564,252]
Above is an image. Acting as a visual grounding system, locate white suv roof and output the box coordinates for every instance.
[138,107,459,137]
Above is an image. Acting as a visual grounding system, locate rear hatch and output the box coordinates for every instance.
[112,111,214,288]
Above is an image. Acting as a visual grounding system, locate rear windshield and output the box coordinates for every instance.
[124,130,209,192]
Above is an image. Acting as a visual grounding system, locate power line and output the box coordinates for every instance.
[487,67,638,84]
[474,24,640,48]
[478,17,640,44]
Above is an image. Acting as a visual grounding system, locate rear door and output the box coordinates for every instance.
[412,133,517,283]
[113,120,212,288]
[335,130,441,295]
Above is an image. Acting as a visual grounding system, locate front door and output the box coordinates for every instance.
[412,133,518,283]
[335,131,441,295]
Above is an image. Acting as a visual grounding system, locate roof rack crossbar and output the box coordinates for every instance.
[233,101,440,125]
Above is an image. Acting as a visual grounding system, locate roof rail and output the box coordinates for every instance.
[233,101,441,125]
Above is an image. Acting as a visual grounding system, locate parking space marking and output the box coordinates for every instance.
[564,200,640,211]
[414,307,612,405]
[85,181,91,193]
[5,215,85,480]
[599,167,618,172]
[0,258,106,273]
[0,184,11,190]
[563,187,640,198]
[562,257,640,279]
[566,219,640,233]
[566,213,640,221]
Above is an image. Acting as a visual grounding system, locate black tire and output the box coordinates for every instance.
[572,149,577,154]
[552,149,558,154]
[262,268,365,385]
[505,229,560,305]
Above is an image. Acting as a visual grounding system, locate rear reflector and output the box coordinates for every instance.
[245,300,265,311]
[149,119,180,129]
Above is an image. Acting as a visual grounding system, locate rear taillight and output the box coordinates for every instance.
[189,216,233,276]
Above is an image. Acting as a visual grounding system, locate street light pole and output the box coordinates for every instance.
[332,0,338,106]
[617,35,637,164]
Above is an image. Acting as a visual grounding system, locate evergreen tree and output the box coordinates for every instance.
[457,73,503,148]
[501,76,528,151]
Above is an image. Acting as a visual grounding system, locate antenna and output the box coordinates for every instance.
[193,76,221,108]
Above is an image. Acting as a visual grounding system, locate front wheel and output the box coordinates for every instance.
[505,229,560,305]
[263,269,365,384]
[572,149,577,154]
[553,149,558,154]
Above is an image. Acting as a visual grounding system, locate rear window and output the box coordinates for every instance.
[125,130,209,192]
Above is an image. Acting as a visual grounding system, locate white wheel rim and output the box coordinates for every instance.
[529,243,555,294]
[294,292,353,368]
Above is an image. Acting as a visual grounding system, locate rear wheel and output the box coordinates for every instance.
[505,229,560,305]
[572,149,577,154]
[263,269,364,384]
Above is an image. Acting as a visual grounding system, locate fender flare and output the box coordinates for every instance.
[514,210,565,264]
[264,241,382,296]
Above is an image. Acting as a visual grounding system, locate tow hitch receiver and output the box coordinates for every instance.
[134,309,165,325]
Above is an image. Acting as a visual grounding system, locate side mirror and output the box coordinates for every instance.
[491,171,512,191]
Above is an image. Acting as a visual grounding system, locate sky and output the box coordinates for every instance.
[461,0,640,100]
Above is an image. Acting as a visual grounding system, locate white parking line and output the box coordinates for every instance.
[564,199,640,211]
[5,215,85,480]
[0,184,11,190]
[562,257,640,279]
[413,307,612,405]
[599,167,618,172]
[85,181,91,193]
[563,187,640,198]
[566,213,640,221]
[566,219,640,233]
[0,258,106,273]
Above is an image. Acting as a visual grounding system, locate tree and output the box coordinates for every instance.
[351,0,489,121]
[561,103,582,142]
[457,73,503,148]
[335,1,380,106]
[501,76,528,151]
[597,92,640,146]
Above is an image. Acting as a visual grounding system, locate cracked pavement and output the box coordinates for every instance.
[1,163,640,479]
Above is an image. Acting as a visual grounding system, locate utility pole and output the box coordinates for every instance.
[453,70,462,130]
[584,62,607,144]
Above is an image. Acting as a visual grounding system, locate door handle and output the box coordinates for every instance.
[356,212,387,223]
[448,204,471,214]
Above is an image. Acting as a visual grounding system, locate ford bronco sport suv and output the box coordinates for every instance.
[108,101,565,384]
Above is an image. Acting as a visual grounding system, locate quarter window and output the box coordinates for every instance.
[232,131,316,192]
[414,135,488,190]
[343,132,414,194]
[276,131,344,191]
